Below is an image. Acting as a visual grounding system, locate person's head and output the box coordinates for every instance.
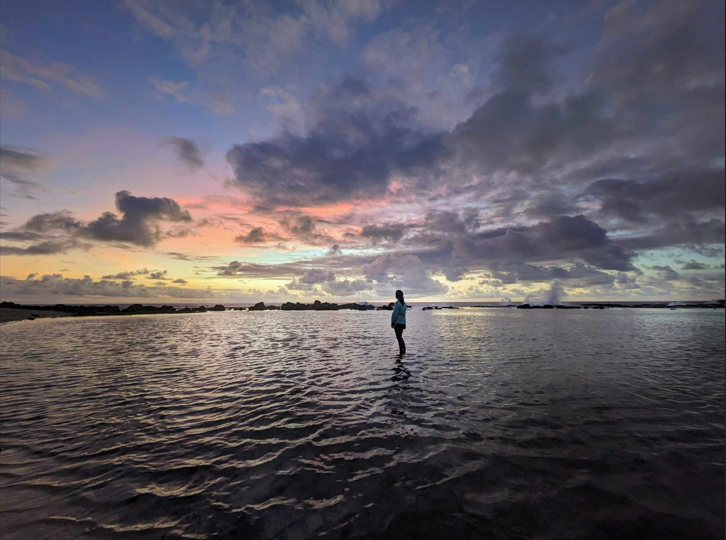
[395,290,404,303]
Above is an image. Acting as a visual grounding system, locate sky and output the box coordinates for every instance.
[0,0,724,304]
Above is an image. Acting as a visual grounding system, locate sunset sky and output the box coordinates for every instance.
[0,0,724,303]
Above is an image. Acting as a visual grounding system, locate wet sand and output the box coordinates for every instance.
[0,308,73,324]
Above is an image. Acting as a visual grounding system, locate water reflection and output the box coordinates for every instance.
[391,356,412,383]
[0,309,723,540]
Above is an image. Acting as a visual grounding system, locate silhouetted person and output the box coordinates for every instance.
[391,289,407,354]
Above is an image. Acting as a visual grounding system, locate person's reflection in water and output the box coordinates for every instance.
[391,357,411,383]
[391,289,407,355]
[388,357,412,420]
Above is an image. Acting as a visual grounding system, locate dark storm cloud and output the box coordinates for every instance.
[494,34,565,94]
[424,211,468,234]
[523,191,578,218]
[226,78,451,206]
[681,260,709,270]
[591,0,724,109]
[616,219,725,253]
[450,89,615,177]
[360,223,406,243]
[587,0,725,165]
[585,169,725,223]
[85,191,192,247]
[451,215,635,272]
[165,137,204,170]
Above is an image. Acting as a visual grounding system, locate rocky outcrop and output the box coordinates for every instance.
[0,301,211,317]
[280,300,375,311]
[210,305,225,311]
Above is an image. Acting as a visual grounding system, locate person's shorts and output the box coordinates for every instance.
[395,323,406,330]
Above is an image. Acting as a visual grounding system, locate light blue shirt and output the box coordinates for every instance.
[391,300,407,326]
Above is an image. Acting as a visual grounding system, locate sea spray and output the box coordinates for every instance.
[523,281,566,306]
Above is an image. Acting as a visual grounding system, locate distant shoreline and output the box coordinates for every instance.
[1,299,723,325]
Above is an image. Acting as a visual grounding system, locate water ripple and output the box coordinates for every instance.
[1,308,724,539]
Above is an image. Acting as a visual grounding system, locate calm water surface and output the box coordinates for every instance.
[1,309,724,539]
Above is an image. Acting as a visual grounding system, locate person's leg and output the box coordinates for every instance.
[394,326,405,354]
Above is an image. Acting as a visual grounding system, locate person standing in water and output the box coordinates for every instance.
[391,290,407,355]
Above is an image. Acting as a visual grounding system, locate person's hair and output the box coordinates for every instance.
[395,289,404,304]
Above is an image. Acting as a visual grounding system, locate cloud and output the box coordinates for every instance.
[0,49,102,96]
[681,260,709,270]
[0,273,220,301]
[126,0,388,75]
[164,252,217,262]
[102,269,150,280]
[585,169,725,224]
[147,77,234,115]
[279,215,317,237]
[85,191,192,247]
[651,265,681,282]
[321,278,370,296]
[148,270,169,280]
[0,240,91,256]
[494,33,565,94]
[164,137,204,169]
[226,78,451,206]
[148,76,189,101]
[1,192,194,256]
[616,219,725,253]
[235,227,266,244]
[172,278,188,284]
[300,269,335,284]
[0,146,47,199]
[234,227,286,245]
[214,260,307,279]
[22,210,83,232]
[2,2,723,302]
[360,223,406,243]
[361,253,449,297]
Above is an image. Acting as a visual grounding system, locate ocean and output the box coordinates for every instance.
[1,308,724,539]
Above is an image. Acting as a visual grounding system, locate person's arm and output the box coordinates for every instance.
[391,302,398,327]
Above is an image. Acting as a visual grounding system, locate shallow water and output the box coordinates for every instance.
[1,308,724,539]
